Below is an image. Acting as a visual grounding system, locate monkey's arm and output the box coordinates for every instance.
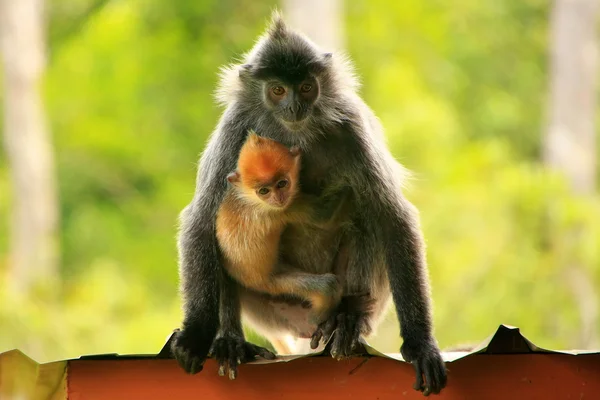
[362,151,447,395]
[171,111,271,374]
[384,198,446,395]
[210,271,275,380]
[170,203,221,374]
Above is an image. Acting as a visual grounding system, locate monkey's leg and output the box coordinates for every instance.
[239,286,318,341]
[239,289,328,355]
[210,271,275,380]
[261,270,342,324]
[310,215,379,358]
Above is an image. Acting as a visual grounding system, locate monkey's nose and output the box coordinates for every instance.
[275,192,286,206]
[292,106,306,121]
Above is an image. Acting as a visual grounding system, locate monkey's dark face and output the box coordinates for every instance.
[263,77,320,124]
[237,26,333,130]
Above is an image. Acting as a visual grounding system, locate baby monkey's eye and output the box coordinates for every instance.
[300,83,312,93]
[272,86,285,96]
[276,180,288,188]
[258,187,270,195]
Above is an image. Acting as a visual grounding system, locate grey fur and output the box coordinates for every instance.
[171,11,446,395]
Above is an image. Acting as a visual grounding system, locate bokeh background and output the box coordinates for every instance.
[1,0,599,363]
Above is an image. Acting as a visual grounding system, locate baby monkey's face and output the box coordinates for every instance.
[253,175,295,209]
[229,132,302,210]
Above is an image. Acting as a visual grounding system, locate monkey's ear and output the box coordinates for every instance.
[268,10,288,40]
[247,130,261,143]
[289,145,301,158]
[308,53,333,75]
[239,64,254,79]
[227,171,240,184]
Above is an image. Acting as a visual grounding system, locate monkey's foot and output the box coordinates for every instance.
[309,312,337,350]
[209,335,276,380]
[170,327,214,374]
[309,293,373,359]
[400,338,447,396]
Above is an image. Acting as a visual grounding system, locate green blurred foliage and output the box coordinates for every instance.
[0,0,599,363]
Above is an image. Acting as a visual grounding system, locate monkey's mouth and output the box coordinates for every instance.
[281,116,309,130]
[281,108,310,124]
[282,122,304,131]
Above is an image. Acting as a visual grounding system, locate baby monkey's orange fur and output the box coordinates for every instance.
[216,132,342,324]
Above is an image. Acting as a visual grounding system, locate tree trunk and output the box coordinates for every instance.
[0,0,60,296]
[544,0,598,194]
[282,0,344,51]
[544,0,599,348]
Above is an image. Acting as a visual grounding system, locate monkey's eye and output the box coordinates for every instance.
[258,187,270,195]
[272,86,286,96]
[300,83,312,93]
[276,180,288,189]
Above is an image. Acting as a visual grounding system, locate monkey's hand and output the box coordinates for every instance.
[209,334,276,380]
[310,293,373,358]
[170,327,213,374]
[400,338,447,396]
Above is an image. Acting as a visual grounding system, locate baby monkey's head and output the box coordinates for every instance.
[227,132,301,210]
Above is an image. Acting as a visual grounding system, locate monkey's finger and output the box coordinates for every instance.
[190,358,205,375]
[340,314,358,358]
[238,343,252,364]
[213,341,230,378]
[437,360,448,390]
[331,315,348,360]
[236,341,249,363]
[422,361,435,396]
[252,344,276,360]
[228,367,237,380]
[310,329,323,349]
[174,346,204,374]
[242,343,256,363]
[207,343,215,358]
[227,341,239,380]
[329,330,341,359]
[323,318,337,341]
[428,358,447,395]
[412,362,425,392]
[311,315,337,350]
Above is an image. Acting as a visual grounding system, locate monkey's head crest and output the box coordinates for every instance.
[239,11,332,84]
[267,9,288,40]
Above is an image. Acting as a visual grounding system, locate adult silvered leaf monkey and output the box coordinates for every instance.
[171,11,446,395]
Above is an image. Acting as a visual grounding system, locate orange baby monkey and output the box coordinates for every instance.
[216,132,344,324]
